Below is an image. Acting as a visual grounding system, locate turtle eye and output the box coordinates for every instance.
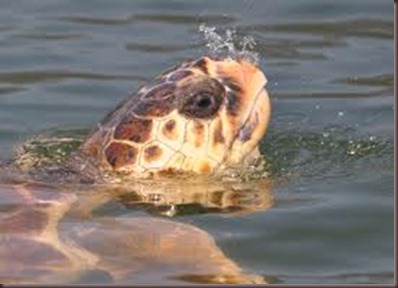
[194,93,213,109]
[177,77,225,119]
[180,92,222,119]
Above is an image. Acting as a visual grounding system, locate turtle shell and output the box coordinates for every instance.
[74,56,271,178]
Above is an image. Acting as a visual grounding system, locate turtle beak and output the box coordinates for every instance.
[219,58,271,165]
[228,86,271,165]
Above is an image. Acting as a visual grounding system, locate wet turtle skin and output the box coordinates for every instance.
[0,56,272,284]
[66,56,271,181]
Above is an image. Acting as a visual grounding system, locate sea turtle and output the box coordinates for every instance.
[0,56,272,284]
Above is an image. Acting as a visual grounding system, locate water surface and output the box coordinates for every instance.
[0,0,394,284]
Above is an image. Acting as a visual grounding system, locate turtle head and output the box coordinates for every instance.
[77,56,271,177]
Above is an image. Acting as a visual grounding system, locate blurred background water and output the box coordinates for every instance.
[0,0,394,284]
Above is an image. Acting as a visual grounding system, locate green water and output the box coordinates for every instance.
[0,0,394,284]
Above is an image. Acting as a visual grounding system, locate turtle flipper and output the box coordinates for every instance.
[0,183,94,284]
[65,216,267,284]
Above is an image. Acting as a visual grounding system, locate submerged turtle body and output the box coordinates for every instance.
[0,180,268,284]
[73,56,270,179]
[0,56,272,284]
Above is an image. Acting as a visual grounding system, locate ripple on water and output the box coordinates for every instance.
[50,13,236,26]
[243,19,393,40]
[0,70,143,85]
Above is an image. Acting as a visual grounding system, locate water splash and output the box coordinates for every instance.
[12,128,86,171]
[261,128,393,180]
[198,24,259,64]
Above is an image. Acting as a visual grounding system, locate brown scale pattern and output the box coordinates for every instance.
[212,119,225,144]
[157,61,190,78]
[143,145,163,162]
[226,90,240,117]
[191,121,205,148]
[196,160,211,173]
[141,83,176,101]
[222,77,243,117]
[133,99,175,118]
[105,142,138,169]
[114,115,152,143]
[80,129,111,158]
[191,57,208,74]
[167,69,194,82]
[162,119,178,141]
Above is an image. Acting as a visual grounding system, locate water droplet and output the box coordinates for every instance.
[198,24,259,64]
[338,111,344,117]
[315,105,320,110]
[164,205,177,217]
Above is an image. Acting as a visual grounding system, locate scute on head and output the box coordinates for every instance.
[76,56,271,177]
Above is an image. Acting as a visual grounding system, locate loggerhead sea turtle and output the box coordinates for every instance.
[0,56,272,284]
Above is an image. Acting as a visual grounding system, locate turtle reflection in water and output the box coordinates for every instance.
[0,56,273,284]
